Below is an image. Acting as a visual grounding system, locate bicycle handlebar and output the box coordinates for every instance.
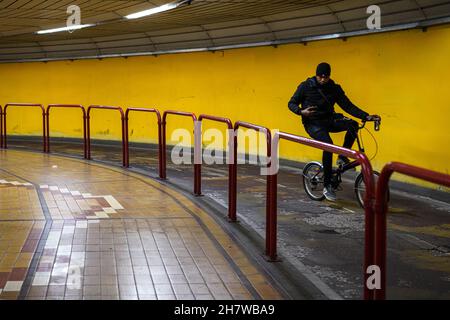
[374,119,380,131]
[360,119,381,131]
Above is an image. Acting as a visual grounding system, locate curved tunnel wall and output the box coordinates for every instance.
[0,24,449,190]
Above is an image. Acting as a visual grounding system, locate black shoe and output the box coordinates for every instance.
[336,156,350,167]
[323,185,337,202]
[336,156,355,170]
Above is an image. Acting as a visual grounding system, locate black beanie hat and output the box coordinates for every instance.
[316,62,331,77]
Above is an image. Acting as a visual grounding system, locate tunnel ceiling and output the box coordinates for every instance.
[1,0,450,61]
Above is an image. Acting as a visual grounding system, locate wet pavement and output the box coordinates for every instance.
[5,138,450,299]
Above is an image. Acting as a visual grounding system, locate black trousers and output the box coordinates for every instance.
[304,116,359,186]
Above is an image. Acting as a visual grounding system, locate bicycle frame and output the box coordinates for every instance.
[336,159,361,175]
[307,122,367,182]
[334,120,378,176]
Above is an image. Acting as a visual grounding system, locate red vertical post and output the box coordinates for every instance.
[227,128,234,222]
[197,122,202,195]
[194,172,201,195]
[193,120,201,196]
[265,130,278,262]
[0,106,3,148]
[86,111,91,160]
[45,109,50,153]
[356,152,375,300]
[157,117,163,178]
[265,129,276,260]
[3,106,6,149]
[124,111,129,168]
[82,112,87,159]
[374,162,450,300]
[42,109,47,153]
[121,114,126,167]
[229,128,238,222]
[194,167,201,195]
[161,118,167,179]
[374,166,391,300]
[268,172,278,260]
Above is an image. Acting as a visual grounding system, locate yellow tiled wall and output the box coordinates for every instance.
[1,24,449,189]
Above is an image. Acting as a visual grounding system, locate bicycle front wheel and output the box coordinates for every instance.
[302,162,325,201]
[354,171,389,208]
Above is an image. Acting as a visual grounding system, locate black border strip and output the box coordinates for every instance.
[0,167,53,300]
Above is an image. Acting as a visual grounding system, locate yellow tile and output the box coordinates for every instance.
[14,259,31,268]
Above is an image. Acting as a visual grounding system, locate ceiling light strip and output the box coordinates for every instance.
[36,24,94,35]
[4,16,449,64]
[125,0,188,20]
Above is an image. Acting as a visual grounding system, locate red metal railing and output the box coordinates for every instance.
[86,105,126,167]
[46,104,87,159]
[374,162,450,300]
[7,103,450,301]
[198,114,234,219]
[124,107,163,178]
[273,131,376,299]
[161,110,201,195]
[2,103,47,152]
[231,121,277,261]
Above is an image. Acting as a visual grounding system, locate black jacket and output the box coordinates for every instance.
[288,76,369,125]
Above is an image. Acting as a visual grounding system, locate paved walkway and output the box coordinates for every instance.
[3,141,450,299]
[0,149,283,300]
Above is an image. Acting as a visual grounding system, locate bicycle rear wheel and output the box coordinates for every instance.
[302,162,325,201]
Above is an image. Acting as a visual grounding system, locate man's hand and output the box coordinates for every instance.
[301,106,318,117]
[366,114,381,121]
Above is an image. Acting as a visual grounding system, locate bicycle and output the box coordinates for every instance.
[302,118,388,208]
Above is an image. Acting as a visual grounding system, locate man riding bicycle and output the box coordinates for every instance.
[288,62,380,201]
